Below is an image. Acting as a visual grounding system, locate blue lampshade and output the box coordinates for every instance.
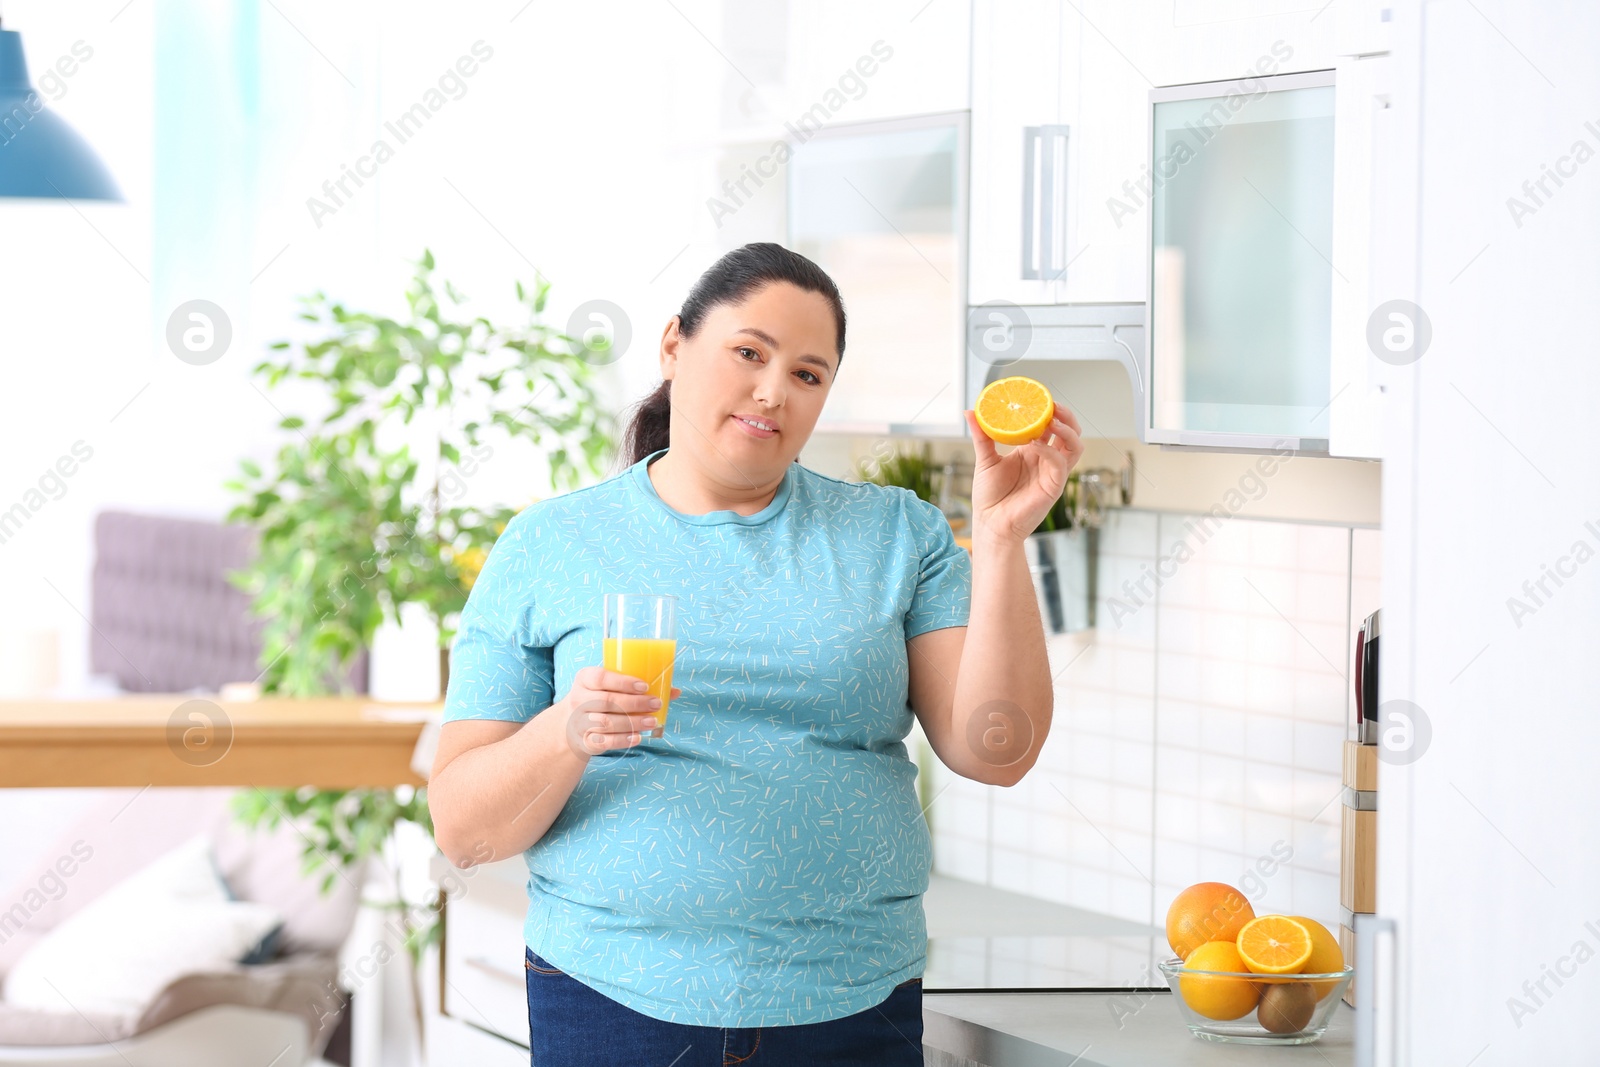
[0,28,122,200]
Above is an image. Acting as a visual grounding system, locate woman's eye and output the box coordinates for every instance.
[737,345,820,384]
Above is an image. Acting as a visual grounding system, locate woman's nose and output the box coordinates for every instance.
[752,368,788,406]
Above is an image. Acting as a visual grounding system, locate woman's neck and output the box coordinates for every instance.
[647,448,784,517]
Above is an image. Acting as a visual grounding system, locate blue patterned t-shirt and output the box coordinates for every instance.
[441,446,972,1026]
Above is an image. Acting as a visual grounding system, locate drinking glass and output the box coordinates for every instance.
[602,593,677,739]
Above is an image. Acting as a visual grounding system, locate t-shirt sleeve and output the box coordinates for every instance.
[441,512,555,723]
[902,492,973,640]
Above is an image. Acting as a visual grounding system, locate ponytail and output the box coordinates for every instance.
[620,378,673,471]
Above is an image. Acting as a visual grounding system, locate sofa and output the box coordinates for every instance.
[0,787,368,1064]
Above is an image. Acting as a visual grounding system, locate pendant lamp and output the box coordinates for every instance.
[0,12,122,200]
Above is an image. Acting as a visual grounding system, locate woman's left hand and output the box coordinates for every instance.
[962,402,1084,545]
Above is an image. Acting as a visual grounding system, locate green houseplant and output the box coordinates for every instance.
[1031,470,1095,632]
[1034,470,1080,533]
[222,249,616,1036]
[226,249,614,695]
[854,440,940,504]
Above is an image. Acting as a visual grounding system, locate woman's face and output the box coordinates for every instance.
[659,280,839,483]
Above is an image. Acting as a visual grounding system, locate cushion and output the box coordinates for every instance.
[210,803,366,956]
[0,788,366,966]
[2,835,284,1017]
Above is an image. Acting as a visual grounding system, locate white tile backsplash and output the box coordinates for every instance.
[929,508,1379,934]
[1294,669,1346,724]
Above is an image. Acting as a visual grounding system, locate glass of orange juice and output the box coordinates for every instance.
[602,593,677,739]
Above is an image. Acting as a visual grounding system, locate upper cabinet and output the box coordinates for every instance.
[971,0,1339,309]
[1147,71,1336,449]
[706,2,975,436]
[788,111,969,434]
[968,0,1077,306]
[968,0,1384,457]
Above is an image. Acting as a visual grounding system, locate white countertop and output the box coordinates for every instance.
[924,992,1354,1067]
[924,874,1166,991]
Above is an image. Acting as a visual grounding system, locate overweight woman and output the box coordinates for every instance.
[428,242,1082,1066]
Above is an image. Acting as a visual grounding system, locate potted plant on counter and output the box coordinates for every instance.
[854,439,940,502]
[1025,462,1129,633]
[1022,472,1074,634]
[854,440,975,537]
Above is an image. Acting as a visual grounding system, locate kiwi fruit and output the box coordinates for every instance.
[1257,982,1317,1034]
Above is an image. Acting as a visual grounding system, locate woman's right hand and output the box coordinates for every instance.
[561,666,681,756]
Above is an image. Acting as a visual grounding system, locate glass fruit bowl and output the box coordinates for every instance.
[1157,957,1354,1045]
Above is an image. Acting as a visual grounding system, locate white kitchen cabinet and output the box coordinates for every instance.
[967,0,1076,306]
[1141,1,1381,457]
[1323,0,1393,460]
[788,110,969,434]
[702,2,974,436]
[1145,70,1338,448]
[1326,50,1387,460]
[971,0,1342,309]
[1066,0,1146,305]
[968,0,1386,454]
[1091,0,1339,88]
[1069,0,1343,306]
[425,855,530,1063]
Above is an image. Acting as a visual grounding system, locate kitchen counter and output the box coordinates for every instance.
[923,873,1167,992]
[425,858,1354,1064]
[924,991,1354,1067]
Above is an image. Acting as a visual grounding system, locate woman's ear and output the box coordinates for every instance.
[659,316,682,380]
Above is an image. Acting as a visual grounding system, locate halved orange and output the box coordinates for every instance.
[1236,916,1314,975]
[974,376,1055,445]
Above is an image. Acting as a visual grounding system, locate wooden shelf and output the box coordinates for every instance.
[0,695,435,788]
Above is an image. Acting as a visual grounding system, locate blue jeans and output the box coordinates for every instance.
[524,946,923,1066]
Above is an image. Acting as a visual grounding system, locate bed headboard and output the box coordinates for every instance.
[88,510,367,694]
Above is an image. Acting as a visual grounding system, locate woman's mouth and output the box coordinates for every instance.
[731,414,778,439]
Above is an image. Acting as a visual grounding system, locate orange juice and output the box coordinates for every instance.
[602,637,676,731]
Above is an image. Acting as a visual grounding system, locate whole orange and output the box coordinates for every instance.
[1178,941,1260,1021]
[1165,882,1256,961]
[1288,915,1346,999]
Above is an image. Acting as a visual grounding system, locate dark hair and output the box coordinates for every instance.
[619,242,846,468]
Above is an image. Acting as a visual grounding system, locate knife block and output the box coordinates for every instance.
[1339,740,1377,1006]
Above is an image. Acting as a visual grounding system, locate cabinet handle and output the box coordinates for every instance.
[1021,124,1071,281]
[1354,914,1397,1067]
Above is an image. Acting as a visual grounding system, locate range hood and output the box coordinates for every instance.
[966,302,1146,441]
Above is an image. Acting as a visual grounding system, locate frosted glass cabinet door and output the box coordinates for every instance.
[788,112,967,432]
[1147,71,1336,448]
